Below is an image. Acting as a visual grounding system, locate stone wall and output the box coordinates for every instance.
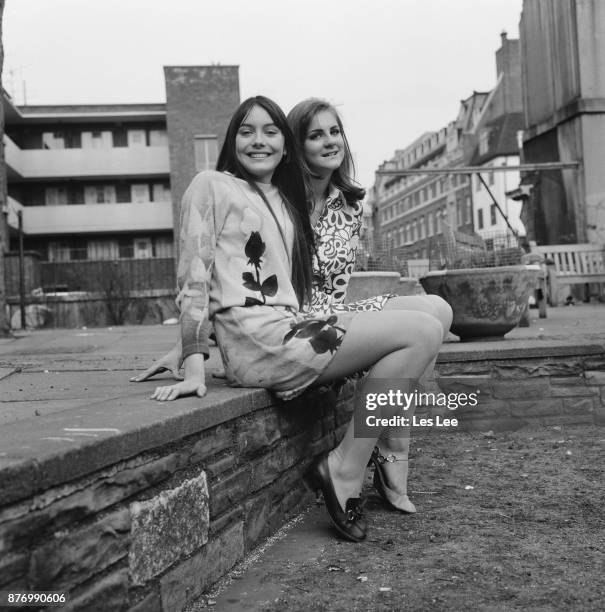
[430,347,605,431]
[0,384,353,611]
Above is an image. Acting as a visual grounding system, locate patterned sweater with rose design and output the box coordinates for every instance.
[177,171,304,362]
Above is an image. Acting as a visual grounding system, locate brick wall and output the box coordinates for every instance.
[164,66,240,247]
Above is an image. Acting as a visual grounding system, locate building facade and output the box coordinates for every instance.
[371,93,486,264]
[3,66,239,274]
[469,33,525,239]
[520,0,605,245]
[371,33,526,267]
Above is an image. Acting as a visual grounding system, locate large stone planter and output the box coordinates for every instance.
[420,265,541,341]
[345,271,401,303]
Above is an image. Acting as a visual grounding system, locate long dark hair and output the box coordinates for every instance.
[287,98,365,204]
[216,96,314,307]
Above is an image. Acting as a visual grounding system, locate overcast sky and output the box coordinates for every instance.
[4,0,523,189]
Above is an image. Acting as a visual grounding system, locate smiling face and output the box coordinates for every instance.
[303,110,345,178]
[235,105,285,183]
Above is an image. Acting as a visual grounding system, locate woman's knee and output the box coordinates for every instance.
[425,295,453,331]
[399,311,443,357]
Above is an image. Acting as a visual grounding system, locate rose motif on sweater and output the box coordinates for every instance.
[242,231,278,306]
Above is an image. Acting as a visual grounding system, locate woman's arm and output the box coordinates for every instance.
[151,174,216,401]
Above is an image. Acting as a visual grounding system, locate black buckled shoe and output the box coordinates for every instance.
[370,446,417,514]
[306,455,367,542]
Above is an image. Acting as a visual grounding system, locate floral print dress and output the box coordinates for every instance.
[310,186,395,314]
[177,171,358,400]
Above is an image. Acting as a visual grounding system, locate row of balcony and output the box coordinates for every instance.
[4,135,169,180]
[7,198,173,235]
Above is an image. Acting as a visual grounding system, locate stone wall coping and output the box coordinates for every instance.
[438,339,605,362]
[0,380,275,506]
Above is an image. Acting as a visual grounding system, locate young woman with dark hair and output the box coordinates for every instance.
[132,96,447,541]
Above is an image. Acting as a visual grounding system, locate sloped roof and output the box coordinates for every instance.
[470,112,524,165]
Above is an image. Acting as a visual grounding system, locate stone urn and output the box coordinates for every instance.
[344,271,401,303]
[419,265,541,341]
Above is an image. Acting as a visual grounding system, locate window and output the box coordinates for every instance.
[65,185,84,205]
[152,183,170,202]
[149,129,168,147]
[48,238,87,261]
[116,183,131,203]
[45,187,68,206]
[479,129,489,155]
[84,185,116,204]
[134,238,153,259]
[153,236,174,258]
[82,131,112,149]
[113,128,128,147]
[194,135,219,172]
[42,132,65,149]
[127,129,147,148]
[87,240,118,261]
[48,241,71,262]
[490,204,497,225]
[118,238,134,259]
[477,209,484,230]
[476,175,482,192]
[131,184,150,203]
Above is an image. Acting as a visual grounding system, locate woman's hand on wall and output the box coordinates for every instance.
[150,379,207,401]
[150,353,206,401]
[130,341,183,382]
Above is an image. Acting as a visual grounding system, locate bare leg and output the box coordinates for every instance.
[376,295,452,509]
[314,310,443,512]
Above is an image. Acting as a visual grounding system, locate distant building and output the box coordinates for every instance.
[371,93,488,261]
[468,32,525,239]
[519,0,605,245]
[371,33,526,265]
[3,66,239,266]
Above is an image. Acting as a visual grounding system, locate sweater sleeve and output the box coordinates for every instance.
[176,173,217,361]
